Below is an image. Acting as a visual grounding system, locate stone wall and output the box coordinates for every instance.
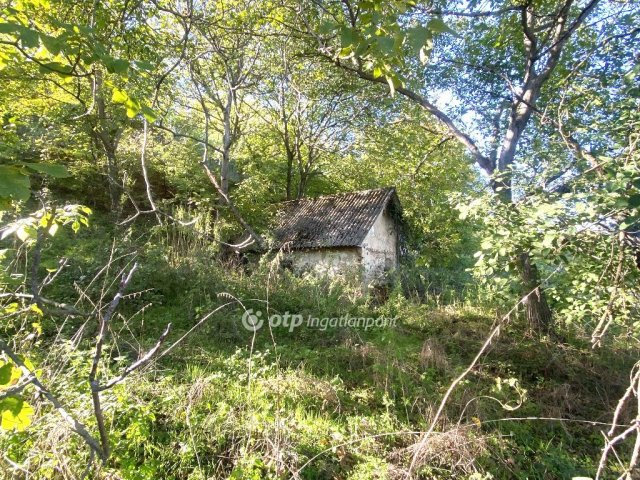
[289,247,362,279]
[360,210,398,286]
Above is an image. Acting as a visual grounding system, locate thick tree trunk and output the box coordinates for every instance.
[518,251,553,334]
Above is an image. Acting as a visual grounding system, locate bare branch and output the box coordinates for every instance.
[88,263,138,459]
[0,338,105,460]
[97,322,172,391]
[152,123,225,154]
[419,5,524,18]
[0,292,89,317]
[405,264,564,477]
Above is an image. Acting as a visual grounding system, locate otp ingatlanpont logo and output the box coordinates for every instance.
[241,309,263,331]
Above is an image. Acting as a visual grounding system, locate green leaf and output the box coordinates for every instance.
[0,360,21,386]
[133,60,154,71]
[19,27,39,48]
[376,36,395,55]
[30,303,43,316]
[38,61,72,76]
[112,88,128,103]
[620,214,640,231]
[0,166,30,202]
[338,47,352,58]
[24,163,70,178]
[125,96,142,118]
[0,397,34,432]
[0,197,12,211]
[628,194,640,209]
[105,57,129,75]
[319,20,337,36]
[141,105,158,123]
[354,40,370,56]
[40,34,63,55]
[0,363,12,386]
[0,22,22,34]
[41,258,59,272]
[406,26,431,54]
[542,234,555,249]
[427,17,456,36]
[340,27,355,48]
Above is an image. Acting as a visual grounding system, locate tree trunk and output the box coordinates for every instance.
[201,161,266,250]
[278,62,294,201]
[326,0,604,337]
[94,69,122,212]
[518,251,553,334]
[219,87,235,204]
[220,149,230,198]
[104,147,121,212]
[284,144,294,200]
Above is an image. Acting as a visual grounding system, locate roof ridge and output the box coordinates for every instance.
[277,186,395,205]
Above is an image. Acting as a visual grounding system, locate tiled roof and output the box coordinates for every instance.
[273,187,399,250]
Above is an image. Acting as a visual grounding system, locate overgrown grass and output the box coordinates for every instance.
[1,217,637,479]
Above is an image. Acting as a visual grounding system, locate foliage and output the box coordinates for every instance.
[1,0,639,477]
[1,223,634,477]
[0,357,34,431]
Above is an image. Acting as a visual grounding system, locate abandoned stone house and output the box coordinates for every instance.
[273,187,403,287]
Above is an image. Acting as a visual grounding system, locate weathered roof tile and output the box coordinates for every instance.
[273,187,399,249]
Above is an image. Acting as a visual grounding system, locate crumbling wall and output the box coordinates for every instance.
[289,247,361,279]
[360,210,397,286]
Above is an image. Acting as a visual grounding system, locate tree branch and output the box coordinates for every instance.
[97,322,171,391]
[419,6,524,18]
[0,338,105,460]
[200,160,266,249]
[88,263,138,459]
[327,56,495,174]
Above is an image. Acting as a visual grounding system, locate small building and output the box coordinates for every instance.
[273,187,402,287]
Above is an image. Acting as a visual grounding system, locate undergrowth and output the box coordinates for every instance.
[1,217,637,479]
